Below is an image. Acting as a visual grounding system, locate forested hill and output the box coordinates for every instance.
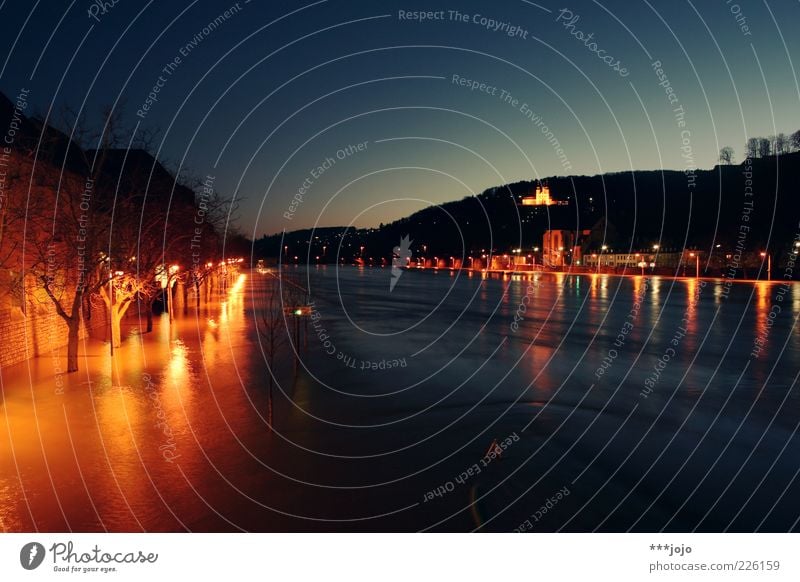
[256,153,800,261]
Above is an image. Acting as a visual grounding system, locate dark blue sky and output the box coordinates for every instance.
[1,0,798,238]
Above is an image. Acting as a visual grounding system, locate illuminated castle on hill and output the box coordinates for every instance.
[520,184,568,206]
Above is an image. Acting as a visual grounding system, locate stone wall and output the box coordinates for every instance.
[0,294,108,370]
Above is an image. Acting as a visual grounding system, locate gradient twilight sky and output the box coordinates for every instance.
[1,0,798,238]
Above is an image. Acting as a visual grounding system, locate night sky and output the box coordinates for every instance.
[1,0,798,238]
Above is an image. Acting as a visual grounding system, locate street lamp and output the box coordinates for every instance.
[689,252,699,278]
[598,245,608,274]
[760,252,771,280]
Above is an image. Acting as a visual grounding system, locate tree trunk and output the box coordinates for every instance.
[67,318,80,373]
[146,302,153,333]
[111,308,122,348]
[195,282,201,310]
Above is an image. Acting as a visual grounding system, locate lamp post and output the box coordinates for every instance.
[689,252,699,278]
[599,245,608,274]
[760,252,771,280]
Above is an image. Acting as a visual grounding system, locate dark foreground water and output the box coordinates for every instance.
[1,267,799,531]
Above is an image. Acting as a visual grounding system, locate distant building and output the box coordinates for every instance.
[583,249,705,271]
[542,229,589,267]
[520,184,568,207]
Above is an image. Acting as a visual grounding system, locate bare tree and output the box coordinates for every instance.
[775,133,788,155]
[719,146,735,165]
[745,137,759,159]
[791,130,800,152]
[25,167,105,372]
[258,276,289,428]
[758,137,772,158]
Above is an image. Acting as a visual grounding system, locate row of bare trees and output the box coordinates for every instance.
[0,104,238,372]
[719,130,800,164]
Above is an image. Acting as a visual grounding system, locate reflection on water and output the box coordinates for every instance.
[1,268,799,532]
